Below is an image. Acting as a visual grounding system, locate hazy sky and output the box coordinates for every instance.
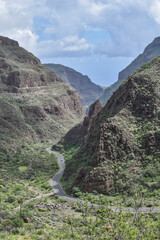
[1,0,160,86]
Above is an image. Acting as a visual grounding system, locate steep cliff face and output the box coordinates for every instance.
[44,64,103,108]
[0,36,84,148]
[64,57,160,195]
[53,100,102,149]
[99,37,160,106]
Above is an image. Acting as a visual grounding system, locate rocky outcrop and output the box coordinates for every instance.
[44,64,104,109]
[64,56,160,195]
[0,36,84,148]
[53,100,102,149]
[99,37,160,106]
[0,36,19,46]
[83,100,102,126]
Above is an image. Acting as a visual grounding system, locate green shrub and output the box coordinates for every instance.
[38,208,47,212]
[0,185,5,192]
[6,194,16,203]
[12,216,23,228]
[2,219,13,227]
[54,203,160,239]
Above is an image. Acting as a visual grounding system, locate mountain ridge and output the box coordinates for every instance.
[44,63,104,109]
[63,55,160,195]
[99,36,160,105]
[0,36,84,149]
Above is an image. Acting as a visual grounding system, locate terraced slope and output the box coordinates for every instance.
[0,36,84,149]
[44,63,103,109]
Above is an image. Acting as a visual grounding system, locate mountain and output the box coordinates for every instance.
[63,56,160,195]
[52,99,102,150]
[44,64,104,109]
[99,37,160,105]
[0,36,84,149]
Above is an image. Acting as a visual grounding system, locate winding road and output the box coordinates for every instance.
[47,147,160,213]
[46,148,81,203]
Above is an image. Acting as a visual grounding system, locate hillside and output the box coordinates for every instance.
[99,36,160,105]
[63,56,160,196]
[0,36,84,149]
[52,99,102,151]
[0,36,159,240]
[44,63,104,109]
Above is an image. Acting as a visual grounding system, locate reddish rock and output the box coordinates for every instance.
[106,225,112,231]
[83,100,102,127]
[23,217,31,223]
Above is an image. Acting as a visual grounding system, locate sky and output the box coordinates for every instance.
[0,0,160,86]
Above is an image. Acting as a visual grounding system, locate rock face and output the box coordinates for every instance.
[99,37,160,106]
[0,36,19,46]
[44,64,104,109]
[53,100,102,149]
[83,100,102,126]
[63,56,160,195]
[0,36,84,148]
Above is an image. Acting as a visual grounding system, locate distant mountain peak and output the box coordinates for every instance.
[144,36,160,49]
[99,36,160,106]
[44,63,104,108]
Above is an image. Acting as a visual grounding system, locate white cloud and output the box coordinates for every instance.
[8,29,38,50]
[0,0,160,59]
[92,0,160,57]
[0,0,38,52]
[0,0,8,16]
[62,35,92,51]
[36,35,93,58]
[150,0,160,24]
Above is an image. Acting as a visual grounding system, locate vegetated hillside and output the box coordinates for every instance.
[52,100,102,151]
[0,36,84,149]
[44,63,104,109]
[99,36,160,105]
[63,56,160,196]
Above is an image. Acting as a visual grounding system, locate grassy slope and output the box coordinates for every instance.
[0,143,59,238]
[0,143,159,239]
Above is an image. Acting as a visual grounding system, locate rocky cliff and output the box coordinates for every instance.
[52,100,102,150]
[44,64,103,109]
[63,56,160,195]
[99,37,160,105]
[0,36,84,149]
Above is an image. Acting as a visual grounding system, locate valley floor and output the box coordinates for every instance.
[0,143,160,239]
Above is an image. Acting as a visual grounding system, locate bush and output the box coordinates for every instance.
[72,186,82,197]
[12,216,24,228]
[0,185,5,192]
[2,219,13,230]
[54,202,160,239]
[38,208,47,212]
[6,194,16,203]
